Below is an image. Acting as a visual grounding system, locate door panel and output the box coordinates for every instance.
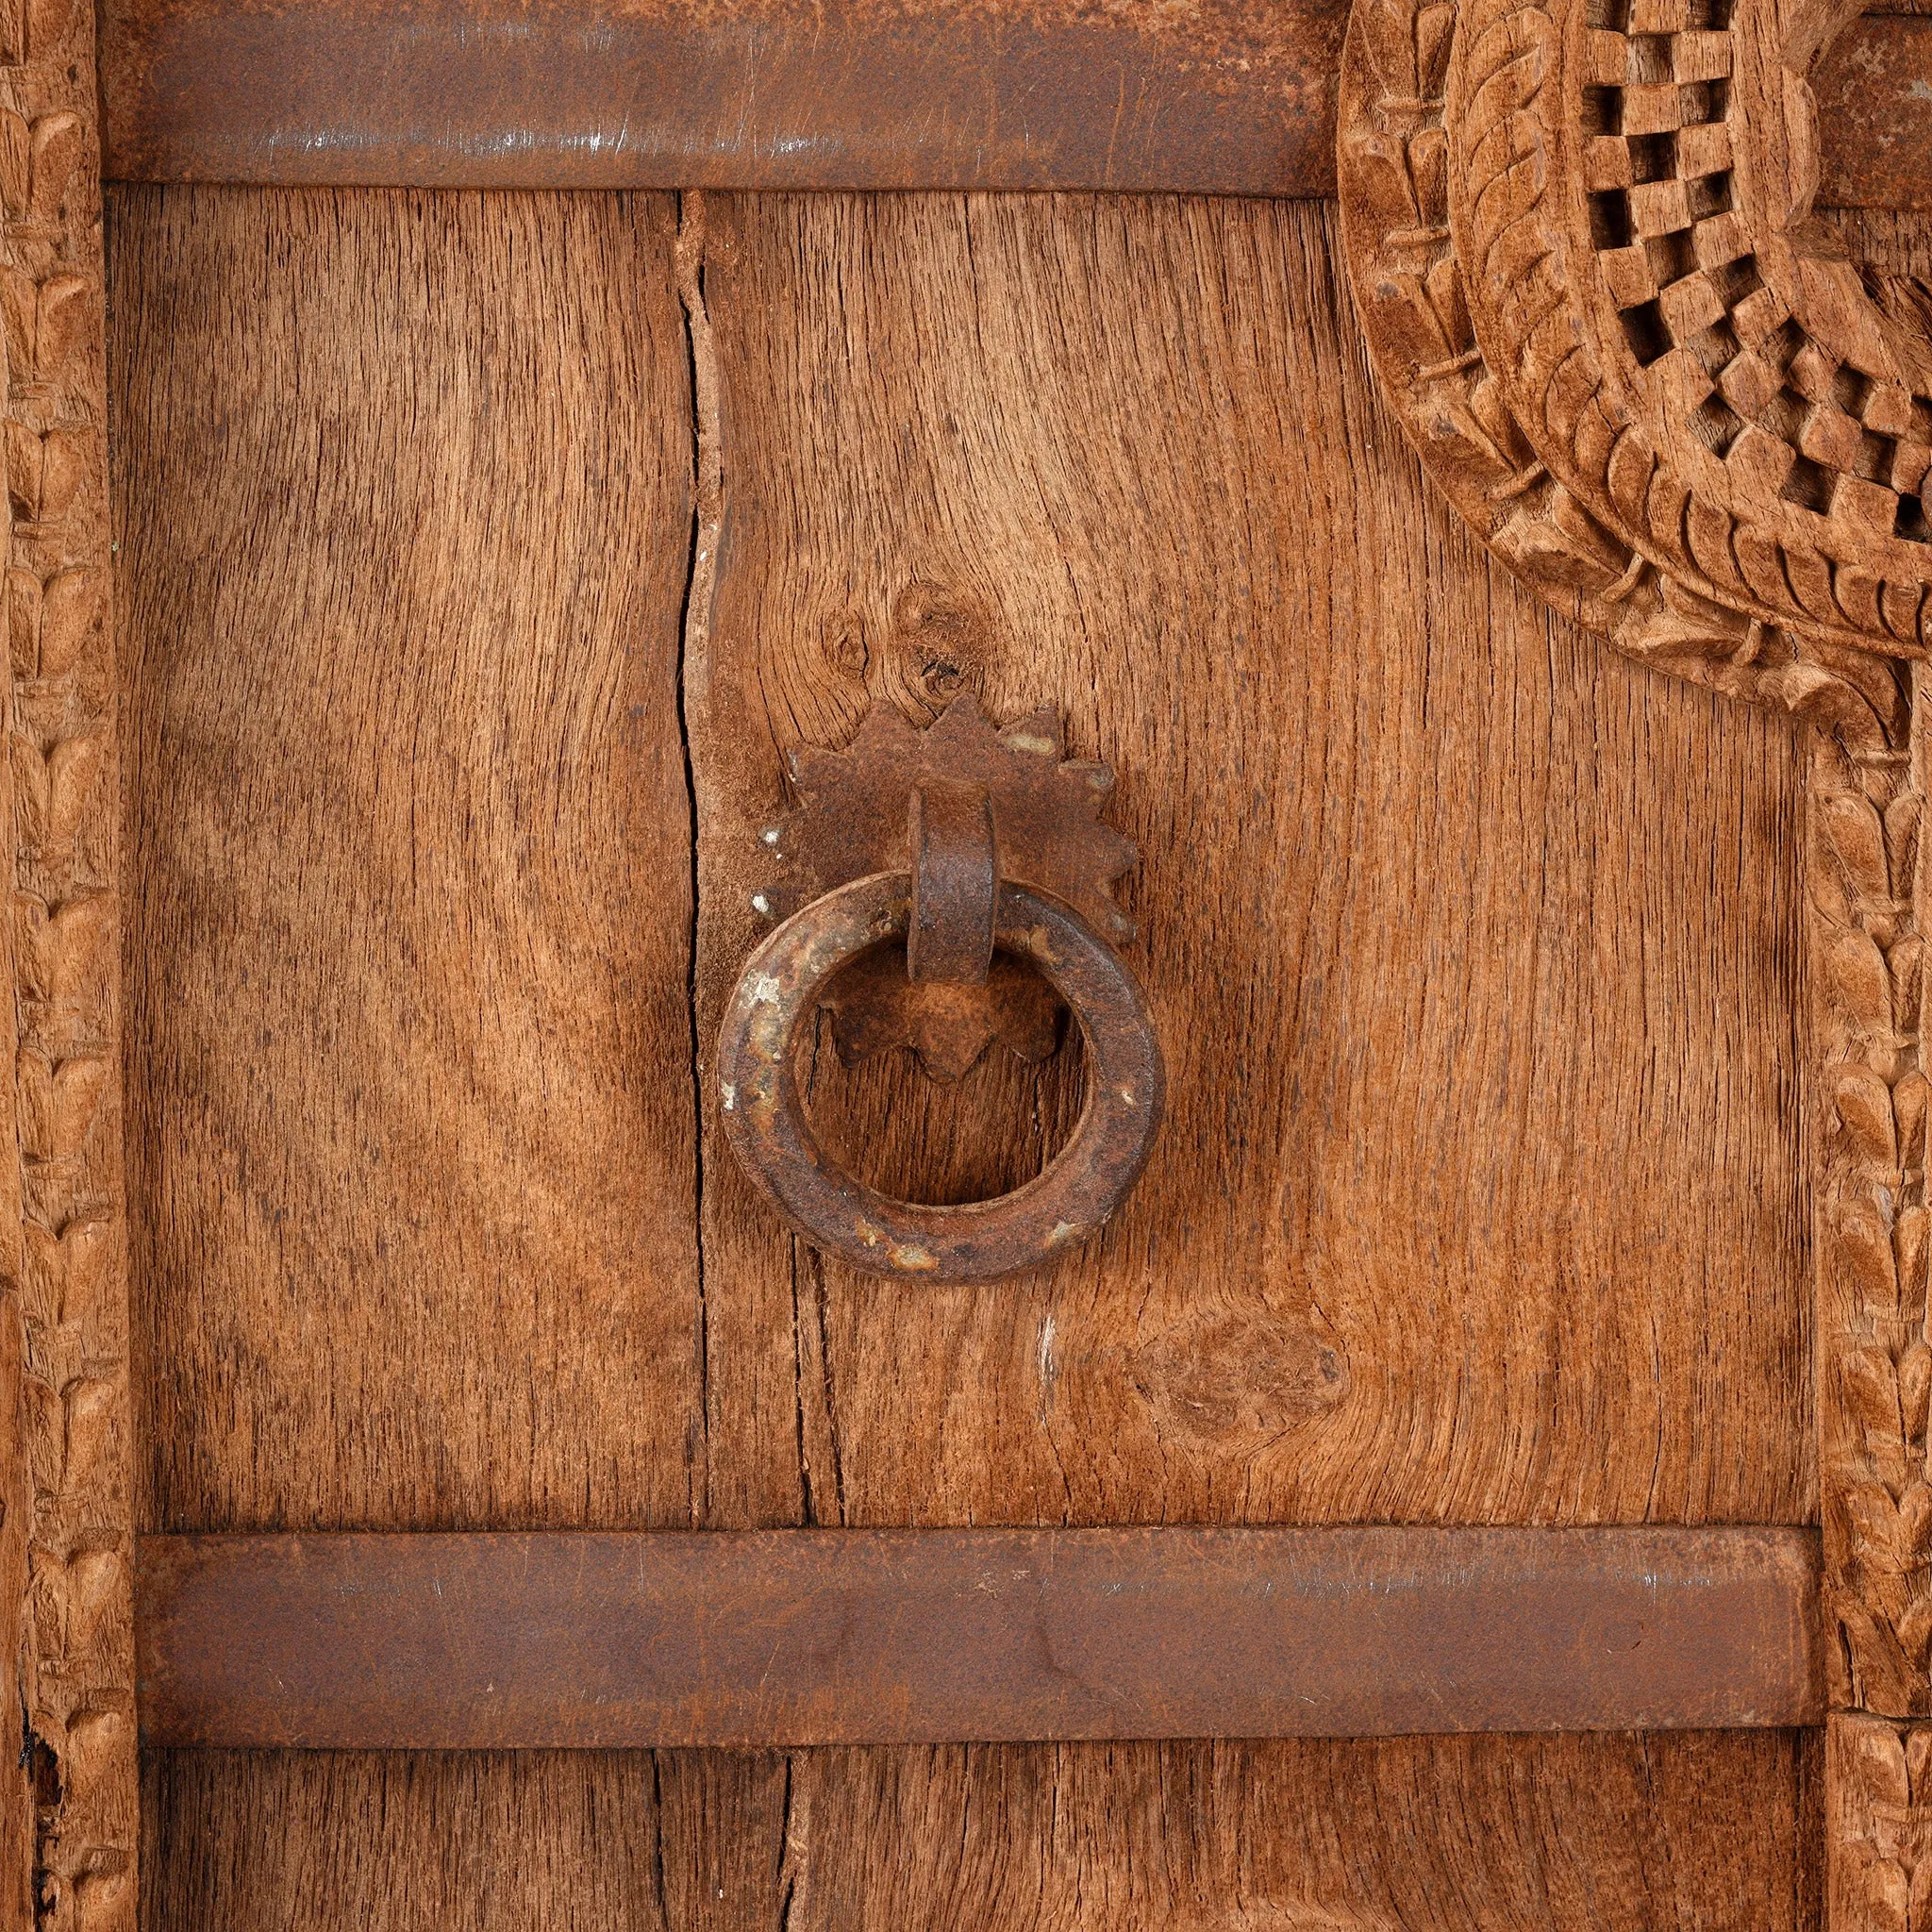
[109,182,1842,1924]
[114,185,1814,1538]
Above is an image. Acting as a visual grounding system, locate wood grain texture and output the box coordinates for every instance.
[689,191,1812,1532]
[109,185,703,1533]
[110,182,1827,1917]
[1825,208,1932,281]
[140,1750,716,1932]
[141,1734,1818,1932]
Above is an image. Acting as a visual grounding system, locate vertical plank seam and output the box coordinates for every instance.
[675,189,724,1527]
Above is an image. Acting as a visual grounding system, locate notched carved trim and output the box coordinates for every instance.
[1832,1714,1932,1932]
[1814,663,1932,1721]
[0,0,136,1920]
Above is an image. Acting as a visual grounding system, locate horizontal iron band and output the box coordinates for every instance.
[138,1524,1823,1749]
[100,0,1925,209]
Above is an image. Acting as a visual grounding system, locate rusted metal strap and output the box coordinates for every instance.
[96,0,1932,208]
[99,0,1346,193]
[137,1526,1823,1749]
[908,779,996,987]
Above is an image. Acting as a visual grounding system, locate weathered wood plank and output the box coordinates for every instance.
[135,1526,1824,1747]
[140,1734,1819,1932]
[110,184,705,1534]
[141,1749,705,1932]
[110,178,1833,1925]
[783,1732,1822,1931]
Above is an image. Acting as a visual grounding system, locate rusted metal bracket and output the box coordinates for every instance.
[714,696,1165,1281]
[908,777,995,987]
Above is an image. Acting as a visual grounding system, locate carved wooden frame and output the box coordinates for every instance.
[0,0,137,1922]
[1338,0,1932,1915]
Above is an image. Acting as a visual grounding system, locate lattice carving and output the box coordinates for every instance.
[1338,0,1931,744]
[0,0,135,1919]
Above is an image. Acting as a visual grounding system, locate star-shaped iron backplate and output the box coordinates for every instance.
[755,695,1139,1079]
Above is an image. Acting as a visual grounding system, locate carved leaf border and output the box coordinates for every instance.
[0,0,137,1922]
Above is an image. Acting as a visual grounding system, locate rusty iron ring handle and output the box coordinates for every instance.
[715,873,1164,1283]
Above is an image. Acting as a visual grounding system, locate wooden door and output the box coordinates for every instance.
[3,0,1928,1924]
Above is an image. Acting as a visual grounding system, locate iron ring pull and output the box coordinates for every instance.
[714,870,1165,1283]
